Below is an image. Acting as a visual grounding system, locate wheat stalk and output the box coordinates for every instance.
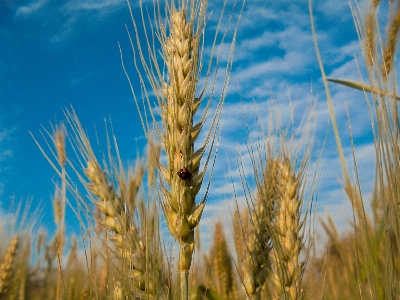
[158,7,205,298]
[121,1,242,297]
[54,125,66,300]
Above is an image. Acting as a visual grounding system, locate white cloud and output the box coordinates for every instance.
[15,0,49,17]
[62,0,124,12]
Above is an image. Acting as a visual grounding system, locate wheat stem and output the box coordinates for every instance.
[55,125,66,300]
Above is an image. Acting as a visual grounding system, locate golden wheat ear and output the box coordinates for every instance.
[233,158,279,300]
[32,107,169,299]
[0,236,19,298]
[63,111,168,299]
[269,158,304,300]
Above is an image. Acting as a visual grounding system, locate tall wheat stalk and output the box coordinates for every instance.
[121,0,242,298]
[54,125,66,300]
[310,0,400,297]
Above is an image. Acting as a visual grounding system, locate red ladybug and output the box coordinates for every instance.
[177,167,193,181]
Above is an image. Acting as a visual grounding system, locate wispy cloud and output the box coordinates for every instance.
[15,0,49,17]
[63,0,124,11]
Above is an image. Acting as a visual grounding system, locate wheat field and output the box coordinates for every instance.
[1,0,400,299]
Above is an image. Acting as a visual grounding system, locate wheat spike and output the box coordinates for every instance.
[148,143,160,188]
[365,11,376,66]
[211,222,237,299]
[53,189,62,224]
[159,6,203,252]
[381,9,400,79]
[55,126,66,167]
[233,210,245,271]
[156,5,209,299]
[0,236,20,297]
[84,158,166,299]
[236,158,279,300]
[269,158,303,300]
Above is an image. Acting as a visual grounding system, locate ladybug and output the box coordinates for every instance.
[177,167,193,181]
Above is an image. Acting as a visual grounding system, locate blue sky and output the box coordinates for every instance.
[0,0,379,250]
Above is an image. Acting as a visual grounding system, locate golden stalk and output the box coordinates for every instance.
[54,126,66,300]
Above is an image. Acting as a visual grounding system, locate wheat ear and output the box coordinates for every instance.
[159,8,204,296]
[365,11,376,67]
[209,222,237,299]
[235,158,279,300]
[381,9,400,79]
[84,160,154,297]
[0,236,20,298]
[269,158,303,300]
[40,109,168,299]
